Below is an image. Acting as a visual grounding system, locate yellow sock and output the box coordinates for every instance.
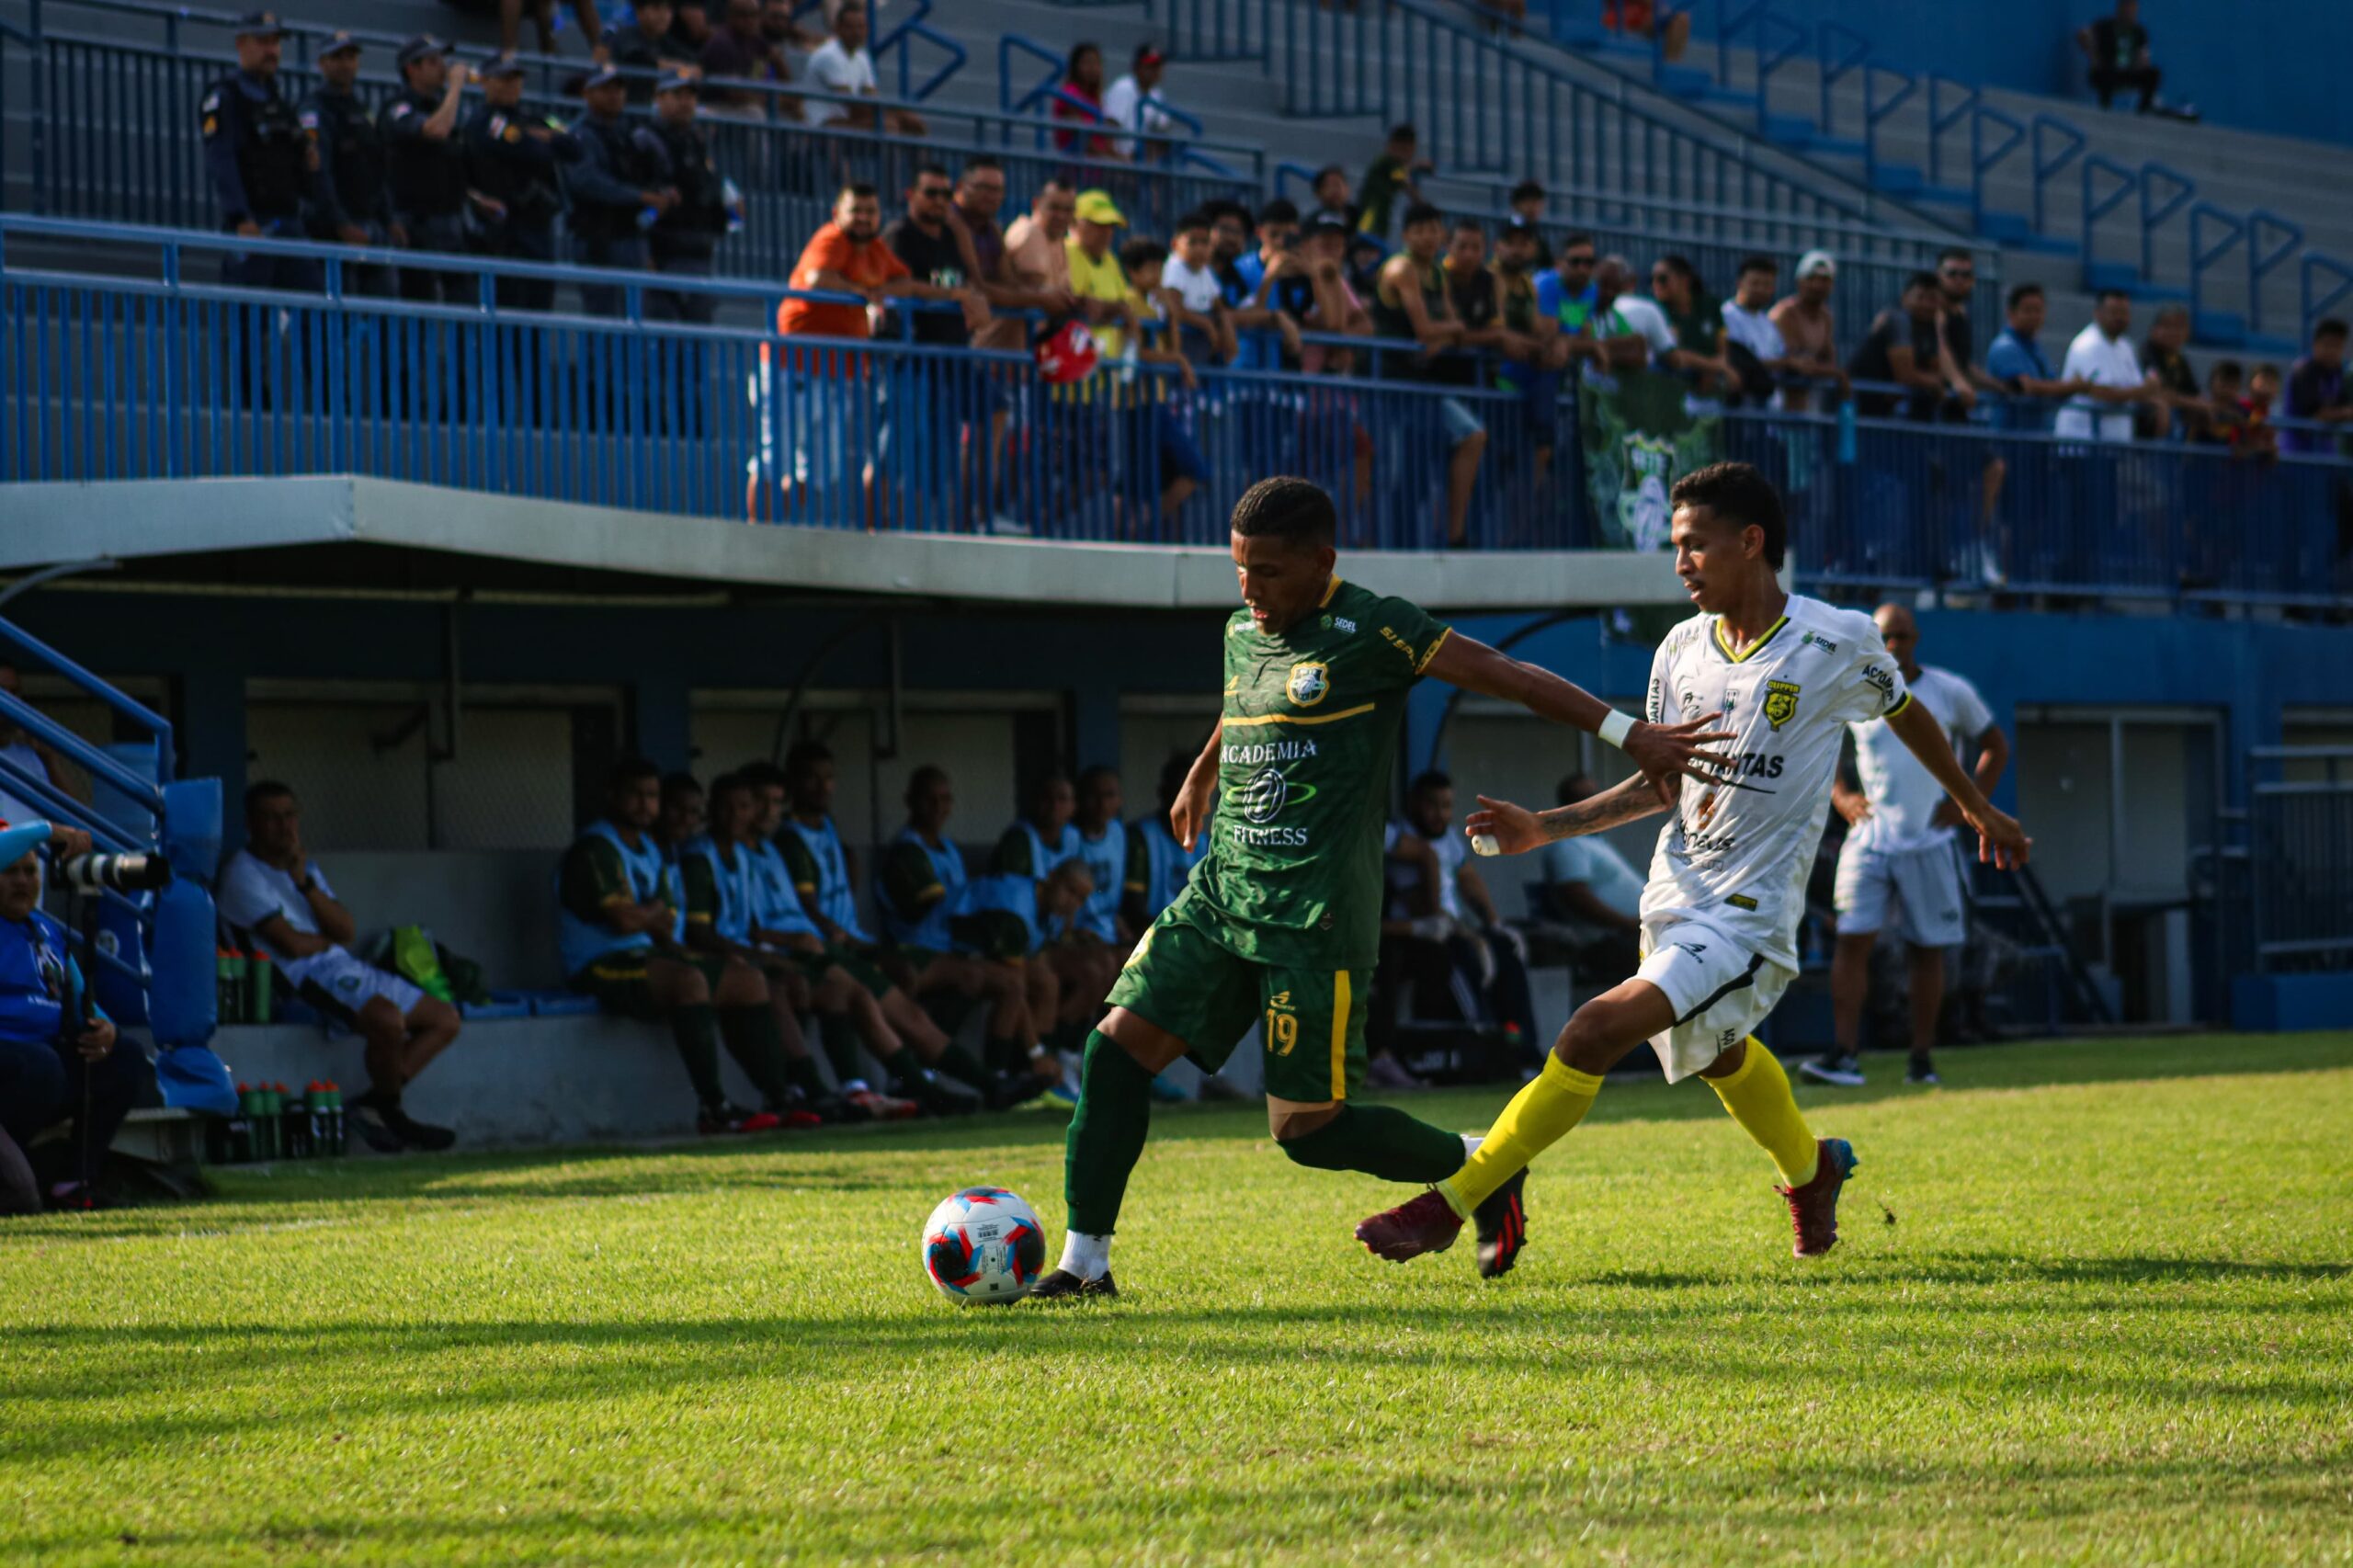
[1436,1055,1604,1217]
[1707,1038,1819,1187]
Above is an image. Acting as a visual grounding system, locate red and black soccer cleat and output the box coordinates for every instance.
[1355,1188,1465,1264]
[1472,1168,1529,1279]
[1775,1136,1859,1257]
[697,1101,784,1136]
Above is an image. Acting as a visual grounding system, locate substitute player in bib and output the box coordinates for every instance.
[1802,602,2007,1088]
[1356,463,2032,1266]
[1031,476,1733,1299]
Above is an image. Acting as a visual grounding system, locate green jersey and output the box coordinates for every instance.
[1180,578,1449,970]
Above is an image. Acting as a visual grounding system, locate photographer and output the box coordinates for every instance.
[0,820,144,1212]
[219,782,460,1153]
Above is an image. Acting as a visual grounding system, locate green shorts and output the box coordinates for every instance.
[568,950,727,1021]
[1106,906,1369,1104]
[783,945,894,1000]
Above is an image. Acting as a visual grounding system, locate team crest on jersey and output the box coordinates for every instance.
[1764,679,1802,731]
[1287,662,1331,707]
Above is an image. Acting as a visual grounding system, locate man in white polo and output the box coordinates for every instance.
[2054,289,2150,440]
[219,781,463,1151]
[1803,604,2007,1088]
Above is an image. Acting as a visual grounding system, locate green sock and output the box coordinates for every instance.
[933,1041,994,1092]
[1063,1029,1153,1237]
[668,1003,726,1106]
[718,1005,794,1107]
[1279,1104,1464,1183]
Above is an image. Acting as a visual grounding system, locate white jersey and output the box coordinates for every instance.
[1641,596,1911,968]
[1848,664,1994,855]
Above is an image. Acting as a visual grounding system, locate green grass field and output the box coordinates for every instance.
[4,1032,2350,1565]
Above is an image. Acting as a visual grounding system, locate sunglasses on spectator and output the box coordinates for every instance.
[1563,253,1595,267]
[916,185,951,199]
[1942,265,1974,278]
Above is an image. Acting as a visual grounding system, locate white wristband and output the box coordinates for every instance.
[1597,709,1637,750]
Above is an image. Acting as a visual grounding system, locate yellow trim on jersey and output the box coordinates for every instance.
[1329,970,1351,1100]
[1885,690,1914,718]
[1714,613,1790,665]
[1320,575,1345,608]
[1222,701,1377,729]
[1415,625,1451,674]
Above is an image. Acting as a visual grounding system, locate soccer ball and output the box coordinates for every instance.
[920,1186,1047,1305]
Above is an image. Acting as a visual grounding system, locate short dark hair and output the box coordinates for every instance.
[1120,237,1168,273]
[904,764,949,804]
[1401,202,1445,231]
[911,163,951,187]
[1209,198,1255,231]
[1231,475,1336,546]
[737,759,787,791]
[1452,216,1484,237]
[838,181,880,204]
[782,740,832,784]
[2006,280,2044,311]
[1559,232,1596,256]
[1408,769,1451,799]
[2097,287,2131,306]
[2210,358,2245,383]
[705,771,753,807]
[1386,123,1417,143]
[1257,197,1300,228]
[1509,178,1544,205]
[959,153,1002,177]
[660,770,702,801]
[606,756,662,794]
[1078,764,1120,792]
[1737,254,1777,278]
[1313,164,1347,187]
[1938,244,1974,267]
[2317,317,2350,341]
[243,779,294,816]
[1175,208,1214,234]
[1906,269,1941,294]
[1655,254,1698,284]
[1669,461,1787,570]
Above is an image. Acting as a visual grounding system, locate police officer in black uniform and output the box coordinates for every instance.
[565,65,676,317]
[463,52,578,311]
[380,36,474,304]
[298,32,397,297]
[637,73,733,324]
[199,11,319,290]
[601,0,680,104]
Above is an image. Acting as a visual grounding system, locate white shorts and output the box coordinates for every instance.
[1835,835,1968,949]
[289,948,426,1033]
[1635,915,1794,1084]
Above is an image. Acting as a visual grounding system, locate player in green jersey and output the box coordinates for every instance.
[1032,476,1733,1298]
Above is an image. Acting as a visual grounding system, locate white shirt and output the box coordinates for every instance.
[1101,74,1177,158]
[2056,323,2140,441]
[1162,256,1222,315]
[1384,822,1468,922]
[1847,665,1995,855]
[218,847,347,984]
[802,40,876,126]
[1722,300,1787,408]
[1643,597,1912,966]
[1603,294,1677,367]
[1539,835,1645,922]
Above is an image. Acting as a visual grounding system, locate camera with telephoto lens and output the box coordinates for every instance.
[54,852,173,893]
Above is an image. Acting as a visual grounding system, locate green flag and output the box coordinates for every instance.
[1579,369,1722,551]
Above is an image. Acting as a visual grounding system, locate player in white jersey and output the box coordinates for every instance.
[1358,462,2031,1267]
[1803,602,2007,1090]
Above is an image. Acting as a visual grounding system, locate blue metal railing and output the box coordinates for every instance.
[2138,161,2196,290]
[871,0,966,102]
[7,216,2351,605]
[2303,253,2353,335]
[2188,202,2246,339]
[2028,113,2086,239]
[1967,104,2023,234]
[2080,153,2138,288]
[1813,21,1870,146]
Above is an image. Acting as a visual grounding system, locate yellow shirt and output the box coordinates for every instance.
[1066,238,1130,359]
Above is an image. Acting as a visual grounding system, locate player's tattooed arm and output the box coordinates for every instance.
[1464,775,1666,857]
[1171,718,1222,852]
[1425,632,1734,803]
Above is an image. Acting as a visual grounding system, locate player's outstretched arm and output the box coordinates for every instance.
[1466,777,1668,857]
[1171,718,1222,852]
[1887,699,2032,868]
[1424,632,1733,804]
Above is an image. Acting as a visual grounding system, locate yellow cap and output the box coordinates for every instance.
[1073,189,1127,227]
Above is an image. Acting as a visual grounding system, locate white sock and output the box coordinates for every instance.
[1461,1133,1483,1158]
[1058,1230,1111,1281]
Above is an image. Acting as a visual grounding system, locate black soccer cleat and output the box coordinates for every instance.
[1472,1168,1529,1279]
[1027,1267,1118,1301]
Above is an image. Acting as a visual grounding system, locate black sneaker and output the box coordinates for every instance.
[377,1102,457,1152]
[1472,1168,1529,1279]
[346,1093,411,1153]
[1028,1267,1118,1301]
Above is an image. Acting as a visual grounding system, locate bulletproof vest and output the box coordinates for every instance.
[645,121,724,259]
[302,88,385,230]
[381,86,467,221]
[217,73,307,219]
[567,113,661,240]
[464,104,563,224]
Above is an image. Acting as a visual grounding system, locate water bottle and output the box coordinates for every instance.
[722,177,745,236]
[307,1081,328,1158]
[217,949,245,1024]
[277,1083,304,1159]
[324,1082,346,1156]
[251,1083,276,1161]
[1836,398,1858,465]
[230,1083,256,1164]
[637,204,661,232]
[246,952,275,1026]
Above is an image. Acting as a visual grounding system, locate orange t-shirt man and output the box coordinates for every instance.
[776,218,911,376]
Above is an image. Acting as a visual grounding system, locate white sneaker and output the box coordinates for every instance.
[1980,544,2008,586]
[1800,1053,1867,1088]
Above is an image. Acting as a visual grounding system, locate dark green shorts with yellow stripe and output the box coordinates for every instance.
[779,945,895,1000]
[1106,906,1368,1104]
[568,950,729,1020]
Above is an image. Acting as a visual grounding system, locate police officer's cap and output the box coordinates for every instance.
[318,30,360,58]
[583,63,625,89]
[395,34,447,69]
[481,51,527,79]
[234,10,288,39]
[654,70,699,95]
